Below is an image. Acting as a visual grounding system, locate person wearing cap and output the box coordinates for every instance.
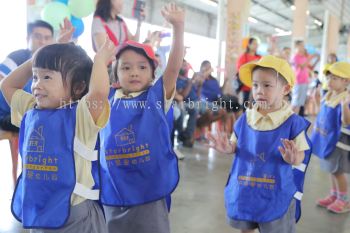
[207,55,311,233]
[98,3,184,233]
[311,61,350,214]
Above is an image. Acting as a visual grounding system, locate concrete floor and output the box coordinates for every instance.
[1,140,350,233]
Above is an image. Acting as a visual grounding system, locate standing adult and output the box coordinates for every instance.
[92,0,144,51]
[291,40,313,116]
[236,37,261,105]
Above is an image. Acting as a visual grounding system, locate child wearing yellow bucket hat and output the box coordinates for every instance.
[311,61,350,214]
[207,55,312,233]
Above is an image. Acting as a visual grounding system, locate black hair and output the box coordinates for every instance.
[252,66,288,86]
[94,0,120,21]
[294,40,304,46]
[27,20,54,37]
[33,43,93,101]
[245,37,258,55]
[114,46,156,82]
[200,60,211,71]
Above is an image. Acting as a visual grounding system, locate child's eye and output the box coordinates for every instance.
[252,83,258,88]
[264,84,270,88]
[140,65,147,70]
[44,75,51,80]
[33,75,38,81]
[121,67,130,71]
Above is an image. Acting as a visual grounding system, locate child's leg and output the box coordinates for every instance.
[317,174,337,207]
[9,137,19,186]
[327,172,350,213]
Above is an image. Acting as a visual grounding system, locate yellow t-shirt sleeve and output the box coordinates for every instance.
[75,96,110,147]
[10,89,36,127]
[230,133,237,144]
[293,131,310,152]
[163,85,175,113]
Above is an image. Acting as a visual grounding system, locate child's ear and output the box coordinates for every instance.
[73,81,87,99]
[283,84,291,96]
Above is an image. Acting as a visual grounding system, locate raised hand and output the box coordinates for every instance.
[57,18,75,43]
[278,138,299,165]
[206,131,236,154]
[95,36,117,66]
[161,3,185,27]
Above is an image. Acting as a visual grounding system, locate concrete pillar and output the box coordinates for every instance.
[216,0,225,83]
[224,0,250,94]
[319,11,341,78]
[292,0,308,46]
[347,36,350,62]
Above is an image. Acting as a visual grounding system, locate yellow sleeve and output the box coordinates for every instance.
[75,96,111,148]
[10,89,35,127]
[230,132,237,144]
[163,85,175,113]
[293,131,310,152]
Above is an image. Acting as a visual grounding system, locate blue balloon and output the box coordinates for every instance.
[305,44,317,55]
[71,16,84,38]
[55,0,69,5]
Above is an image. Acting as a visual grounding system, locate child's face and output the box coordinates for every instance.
[326,73,349,93]
[117,50,153,94]
[31,68,71,109]
[252,69,290,112]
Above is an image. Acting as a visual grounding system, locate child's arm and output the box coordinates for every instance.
[85,38,116,123]
[207,131,236,154]
[278,139,305,166]
[0,59,33,105]
[341,94,350,125]
[161,3,185,99]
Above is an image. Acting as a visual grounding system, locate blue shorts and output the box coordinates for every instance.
[291,84,309,107]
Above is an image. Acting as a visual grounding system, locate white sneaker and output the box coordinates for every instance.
[174,148,185,160]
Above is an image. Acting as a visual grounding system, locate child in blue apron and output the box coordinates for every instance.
[207,55,311,233]
[311,61,350,213]
[98,3,184,233]
[0,40,117,232]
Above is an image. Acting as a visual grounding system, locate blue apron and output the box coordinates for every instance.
[12,105,77,229]
[225,113,311,223]
[311,103,341,159]
[99,78,179,206]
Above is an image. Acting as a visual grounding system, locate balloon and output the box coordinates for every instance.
[71,16,84,38]
[305,44,317,55]
[68,0,95,18]
[41,2,70,30]
[55,0,68,4]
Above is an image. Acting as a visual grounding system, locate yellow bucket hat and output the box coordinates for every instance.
[239,55,295,88]
[324,62,350,79]
[322,63,331,75]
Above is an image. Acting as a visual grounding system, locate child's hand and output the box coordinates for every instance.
[95,37,117,66]
[278,139,299,165]
[341,91,350,107]
[161,3,185,27]
[206,132,236,154]
[57,18,75,43]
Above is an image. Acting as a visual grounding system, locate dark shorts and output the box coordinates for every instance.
[0,115,19,133]
[228,200,296,233]
[103,199,169,233]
